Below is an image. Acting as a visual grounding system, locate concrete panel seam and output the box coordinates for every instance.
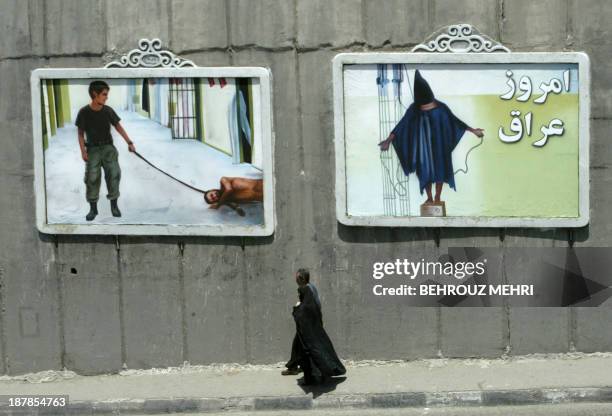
[0,266,6,374]
[501,245,512,354]
[359,0,367,47]
[435,306,442,357]
[170,46,230,55]
[0,41,503,64]
[292,0,307,267]
[565,0,574,48]
[178,244,189,363]
[26,0,38,58]
[242,252,252,362]
[569,307,577,352]
[498,0,505,42]
[427,0,436,34]
[167,0,174,50]
[225,0,234,65]
[116,240,127,368]
[41,0,48,55]
[102,0,109,58]
[0,52,104,63]
[53,240,66,370]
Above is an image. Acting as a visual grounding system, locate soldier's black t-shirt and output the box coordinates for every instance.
[75,105,120,147]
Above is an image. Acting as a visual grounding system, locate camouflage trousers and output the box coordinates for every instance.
[84,144,121,202]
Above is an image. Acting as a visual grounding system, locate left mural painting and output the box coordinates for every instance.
[31,68,274,236]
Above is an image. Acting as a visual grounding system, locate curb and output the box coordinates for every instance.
[1,387,612,414]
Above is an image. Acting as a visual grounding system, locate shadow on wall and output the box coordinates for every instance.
[38,232,275,248]
[41,225,587,247]
[336,223,588,245]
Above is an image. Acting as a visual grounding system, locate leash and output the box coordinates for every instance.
[454,135,484,175]
[132,151,206,194]
[132,150,247,217]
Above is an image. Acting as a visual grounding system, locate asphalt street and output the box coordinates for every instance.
[122,403,612,415]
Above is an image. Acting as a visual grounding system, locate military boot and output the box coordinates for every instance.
[110,199,122,217]
[86,202,98,221]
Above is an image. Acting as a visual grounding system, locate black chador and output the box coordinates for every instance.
[291,284,346,384]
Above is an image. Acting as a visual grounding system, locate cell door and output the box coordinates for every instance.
[169,78,202,140]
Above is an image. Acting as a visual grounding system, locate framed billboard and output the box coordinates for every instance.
[31,40,275,236]
[333,25,590,228]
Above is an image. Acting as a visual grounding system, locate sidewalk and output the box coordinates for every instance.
[0,353,611,414]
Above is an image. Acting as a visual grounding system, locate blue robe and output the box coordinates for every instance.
[390,100,469,194]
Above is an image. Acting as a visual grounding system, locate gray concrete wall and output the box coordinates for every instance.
[0,0,611,375]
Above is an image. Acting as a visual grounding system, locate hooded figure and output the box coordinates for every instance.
[292,284,346,384]
[413,69,435,105]
[380,70,483,198]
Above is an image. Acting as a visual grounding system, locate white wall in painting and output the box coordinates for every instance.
[149,79,170,126]
[68,79,129,121]
[250,80,263,170]
[202,79,235,155]
[42,84,51,135]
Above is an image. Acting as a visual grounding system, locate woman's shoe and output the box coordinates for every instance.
[281,368,302,376]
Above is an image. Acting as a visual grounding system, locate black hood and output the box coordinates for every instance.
[414,70,435,105]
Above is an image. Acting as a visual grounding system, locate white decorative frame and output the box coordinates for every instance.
[31,64,275,236]
[104,38,196,68]
[333,27,590,228]
[412,24,511,53]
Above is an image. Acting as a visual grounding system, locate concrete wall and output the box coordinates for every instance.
[0,0,611,375]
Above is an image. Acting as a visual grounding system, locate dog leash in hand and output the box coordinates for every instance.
[132,151,247,217]
[132,151,206,194]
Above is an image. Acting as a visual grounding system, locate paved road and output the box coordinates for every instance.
[123,403,612,415]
